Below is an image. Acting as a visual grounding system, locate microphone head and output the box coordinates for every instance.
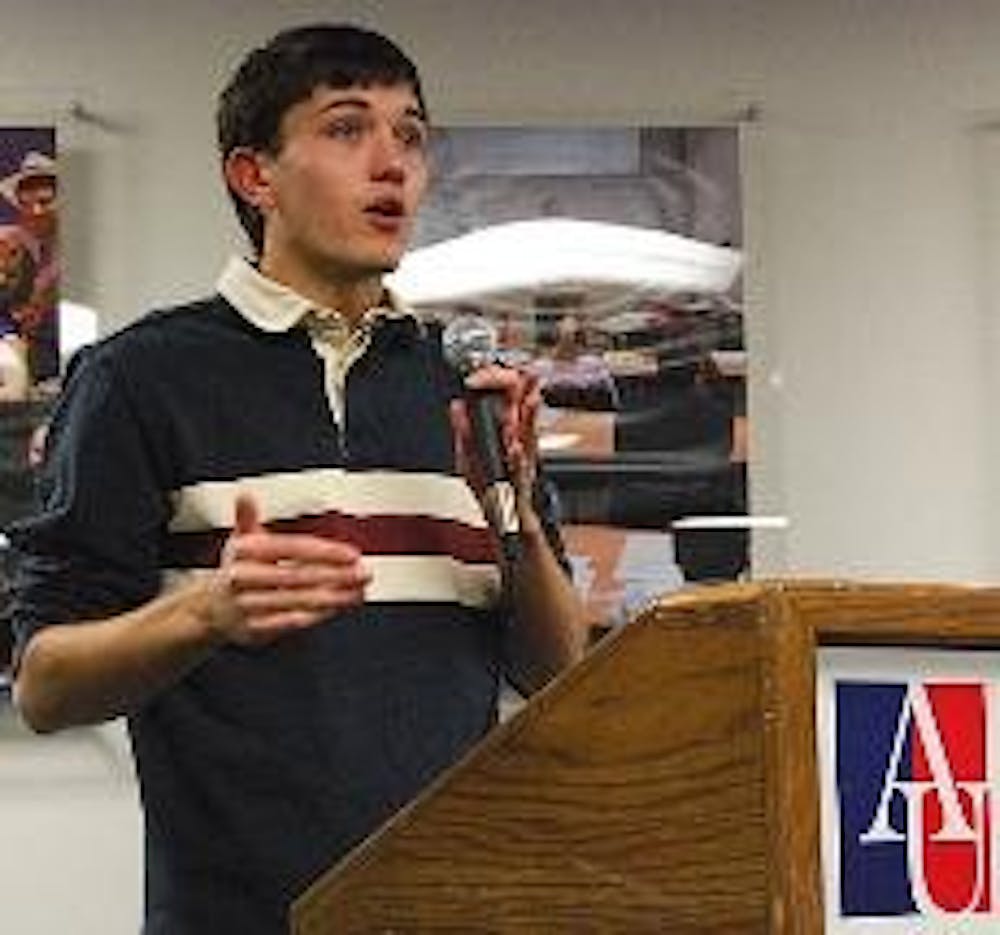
[441,313,499,374]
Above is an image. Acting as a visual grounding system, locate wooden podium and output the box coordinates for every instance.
[290,581,1000,933]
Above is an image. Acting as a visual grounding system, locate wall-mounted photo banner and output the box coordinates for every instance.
[390,126,746,627]
[0,126,59,390]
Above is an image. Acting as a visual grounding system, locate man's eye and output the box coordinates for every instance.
[397,122,428,151]
[327,117,365,140]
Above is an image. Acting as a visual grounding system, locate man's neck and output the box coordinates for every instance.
[258,253,386,324]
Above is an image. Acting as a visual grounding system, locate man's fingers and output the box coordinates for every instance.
[236,585,367,615]
[449,399,474,465]
[229,532,363,566]
[449,398,471,438]
[215,509,373,645]
[463,364,521,393]
[463,367,538,449]
[229,560,371,591]
[232,611,324,645]
[234,493,264,536]
[521,374,542,416]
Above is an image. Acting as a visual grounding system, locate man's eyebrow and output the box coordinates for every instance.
[319,97,372,113]
[318,98,427,123]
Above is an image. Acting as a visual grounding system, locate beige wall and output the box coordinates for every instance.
[2,1,1000,930]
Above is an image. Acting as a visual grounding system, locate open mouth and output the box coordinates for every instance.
[365,196,405,222]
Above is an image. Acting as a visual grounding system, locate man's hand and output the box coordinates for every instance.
[449,365,542,516]
[450,366,588,691]
[13,493,371,731]
[209,493,371,646]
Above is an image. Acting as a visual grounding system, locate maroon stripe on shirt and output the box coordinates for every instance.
[164,510,499,569]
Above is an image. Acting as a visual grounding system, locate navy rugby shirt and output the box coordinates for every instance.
[10,257,557,934]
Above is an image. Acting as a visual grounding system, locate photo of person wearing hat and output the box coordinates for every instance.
[0,137,60,384]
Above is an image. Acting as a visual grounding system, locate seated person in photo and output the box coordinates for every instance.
[530,313,618,411]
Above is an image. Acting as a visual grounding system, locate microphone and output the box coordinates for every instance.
[441,314,521,567]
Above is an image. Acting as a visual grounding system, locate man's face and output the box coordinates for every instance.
[15,177,57,241]
[259,82,429,283]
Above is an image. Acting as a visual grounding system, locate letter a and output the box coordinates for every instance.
[860,683,974,844]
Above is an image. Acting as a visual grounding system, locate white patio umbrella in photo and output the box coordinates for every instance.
[388,218,742,318]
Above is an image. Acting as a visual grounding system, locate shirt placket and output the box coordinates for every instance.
[305,312,374,457]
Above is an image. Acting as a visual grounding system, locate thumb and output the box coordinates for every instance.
[449,399,484,497]
[234,492,264,536]
[449,398,470,444]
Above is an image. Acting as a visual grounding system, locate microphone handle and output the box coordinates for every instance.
[467,389,507,486]
[467,388,521,567]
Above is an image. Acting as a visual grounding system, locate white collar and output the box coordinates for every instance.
[216,255,415,334]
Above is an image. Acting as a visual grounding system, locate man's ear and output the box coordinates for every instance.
[223,148,276,213]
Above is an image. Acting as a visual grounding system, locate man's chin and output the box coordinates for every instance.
[375,251,405,275]
[318,245,406,282]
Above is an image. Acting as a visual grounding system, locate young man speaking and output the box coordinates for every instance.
[10,24,586,934]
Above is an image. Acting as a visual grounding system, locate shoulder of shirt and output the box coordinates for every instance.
[65,294,247,386]
[89,294,242,354]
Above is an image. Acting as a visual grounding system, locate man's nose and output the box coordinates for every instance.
[369,126,406,182]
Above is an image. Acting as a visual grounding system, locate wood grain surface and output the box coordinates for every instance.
[291,580,1000,934]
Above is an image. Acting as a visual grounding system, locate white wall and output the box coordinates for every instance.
[2,1,1000,930]
[755,0,1000,580]
[0,708,142,933]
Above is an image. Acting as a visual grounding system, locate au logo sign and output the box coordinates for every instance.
[836,680,992,919]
